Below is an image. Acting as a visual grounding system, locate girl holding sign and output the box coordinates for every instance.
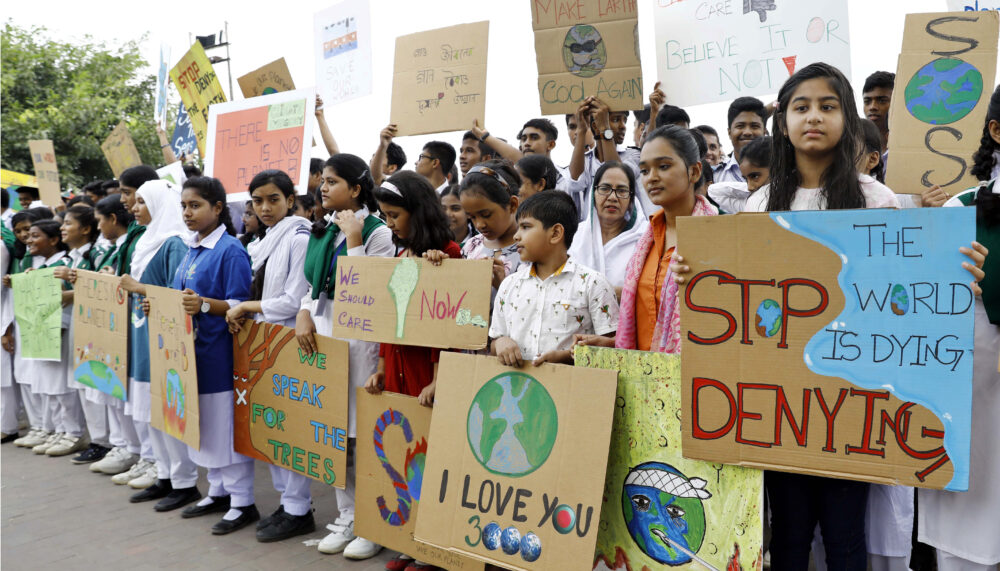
[116,180,192,507]
[166,177,253,535]
[295,154,393,559]
[223,169,313,542]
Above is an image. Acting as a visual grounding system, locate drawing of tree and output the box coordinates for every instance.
[233,321,296,386]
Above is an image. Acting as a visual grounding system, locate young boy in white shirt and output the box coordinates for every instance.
[490,192,619,367]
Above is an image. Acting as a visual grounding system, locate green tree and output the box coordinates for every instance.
[1,22,165,189]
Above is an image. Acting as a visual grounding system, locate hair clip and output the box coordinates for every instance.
[381,181,403,197]
[468,164,509,190]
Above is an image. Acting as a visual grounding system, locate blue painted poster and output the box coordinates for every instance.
[678,208,976,491]
[170,102,198,158]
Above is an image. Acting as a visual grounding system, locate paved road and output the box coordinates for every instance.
[1,443,396,570]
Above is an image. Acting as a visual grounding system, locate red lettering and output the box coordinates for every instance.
[685,270,738,345]
[736,383,774,448]
[775,387,810,447]
[718,275,775,345]
[815,387,849,452]
[845,388,890,457]
[691,377,736,440]
[776,278,829,349]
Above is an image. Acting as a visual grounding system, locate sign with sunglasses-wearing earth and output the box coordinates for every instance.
[886,11,998,195]
[530,0,643,115]
[414,353,617,571]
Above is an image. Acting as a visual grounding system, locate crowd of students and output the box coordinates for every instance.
[1,61,998,571]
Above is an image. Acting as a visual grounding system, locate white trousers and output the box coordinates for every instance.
[148,426,198,488]
[937,549,999,571]
[107,405,140,453]
[1,385,20,433]
[78,391,109,446]
[334,438,356,519]
[45,392,85,436]
[207,462,255,508]
[20,385,42,430]
[269,465,312,516]
[132,420,154,461]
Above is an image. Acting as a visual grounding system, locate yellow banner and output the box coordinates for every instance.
[170,41,227,156]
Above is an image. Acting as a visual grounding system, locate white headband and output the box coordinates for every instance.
[624,468,712,500]
[381,181,402,197]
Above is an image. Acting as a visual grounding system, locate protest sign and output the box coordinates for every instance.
[100,121,143,179]
[355,391,486,570]
[155,43,171,129]
[652,0,851,107]
[205,89,315,202]
[1,169,37,189]
[28,139,61,207]
[146,285,200,450]
[677,209,976,491]
[170,103,199,157]
[11,268,62,360]
[170,41,227,156]
[390,22,489,136]
[885,11,999,195]
[156,161,186,186]
[237,57,297,98]
[71,270,129,401]
[233,321,349,487]
[414,353,617,571]
[576,347,763,571]
[314,0,373,106]
[530,0,642,115]
[947,0,1000,10]
[330,257,491,350]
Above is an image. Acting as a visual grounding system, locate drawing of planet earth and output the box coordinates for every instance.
[563,24,606,78]
[904,58,983,125]
[482,522,502,551]
[501,526,521,555]
[755,299,782,338]
[74,360,126,399]
[890,284,909,316]
[467,372,558,477]
[520,532,542,562]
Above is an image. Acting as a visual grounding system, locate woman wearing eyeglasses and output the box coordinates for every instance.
[568,161,648,296]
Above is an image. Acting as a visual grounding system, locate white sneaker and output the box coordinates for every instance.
[46,434,89,457]
[112,458,152,485]
[343,536,382,560]
[92,447,138,475]
[14,429,48,448]
[317,517,355,554]
[33,432,64,455]
[128,461,160,489]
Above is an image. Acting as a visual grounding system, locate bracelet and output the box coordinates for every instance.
[161,144,170,148]
[479,131,490,142]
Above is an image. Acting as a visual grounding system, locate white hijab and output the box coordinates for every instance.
[130,180,187,281]
[568,192,648,289]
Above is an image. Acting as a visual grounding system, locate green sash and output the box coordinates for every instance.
[304,215,385,300]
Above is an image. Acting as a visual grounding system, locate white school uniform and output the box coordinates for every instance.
[0,244,19,435]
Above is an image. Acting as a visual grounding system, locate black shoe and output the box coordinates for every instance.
[181,495,230,519]
[154,487,202,512]
[70,443,110,464]
[129,479,172,503]
[256,510,315,542]
[257,505,285,530]
[211,504,260,535]
[0,432,18,444]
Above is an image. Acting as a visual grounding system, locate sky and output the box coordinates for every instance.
[1,0,982,169]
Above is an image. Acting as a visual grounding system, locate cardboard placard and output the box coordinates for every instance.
[678,209,976,491]
[355,391,486,571]
[204,89,315,202]
[1,168,37,189]
[170,41,228,156]
[653,0,851,107]
[530,0,642,115]
[330,257,491,350]
[146,285,201,450]
[11,267,62,360]
[947,0,1000,10]
[576,347,763,571]
[390,22,489,136]
[27,139,61,207]
[885,11,999,195]
[170,103,199,158]
[314,0,373,106]
[100,121,143,179]
[155,43,171,129]
[156,161,187,186]
[71,270,129,401]
[232,322,349,487]
[414,353,618,571]
[237,57,297,98]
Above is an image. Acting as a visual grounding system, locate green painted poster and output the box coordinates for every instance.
[575,347,763,571]
[12,267,63,360]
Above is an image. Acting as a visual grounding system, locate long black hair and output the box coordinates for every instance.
[858,118,885,183]
[64,204,98,246]
[312,153,379,237]
[95,194,134,229]
[766,62,866,212]
[374,170,454,256]
[182,176,236,235]
[516,154,558,192]
[31,219,68,254]
[459,159,521,207]
[248,169,296,240]
[971,84,1000,182]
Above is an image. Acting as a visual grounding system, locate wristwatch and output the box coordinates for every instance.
[200,298,210,313]
[479,131,490,143]
[602,128,614,141]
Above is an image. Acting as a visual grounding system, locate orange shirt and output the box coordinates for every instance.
[636,211,673,351]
